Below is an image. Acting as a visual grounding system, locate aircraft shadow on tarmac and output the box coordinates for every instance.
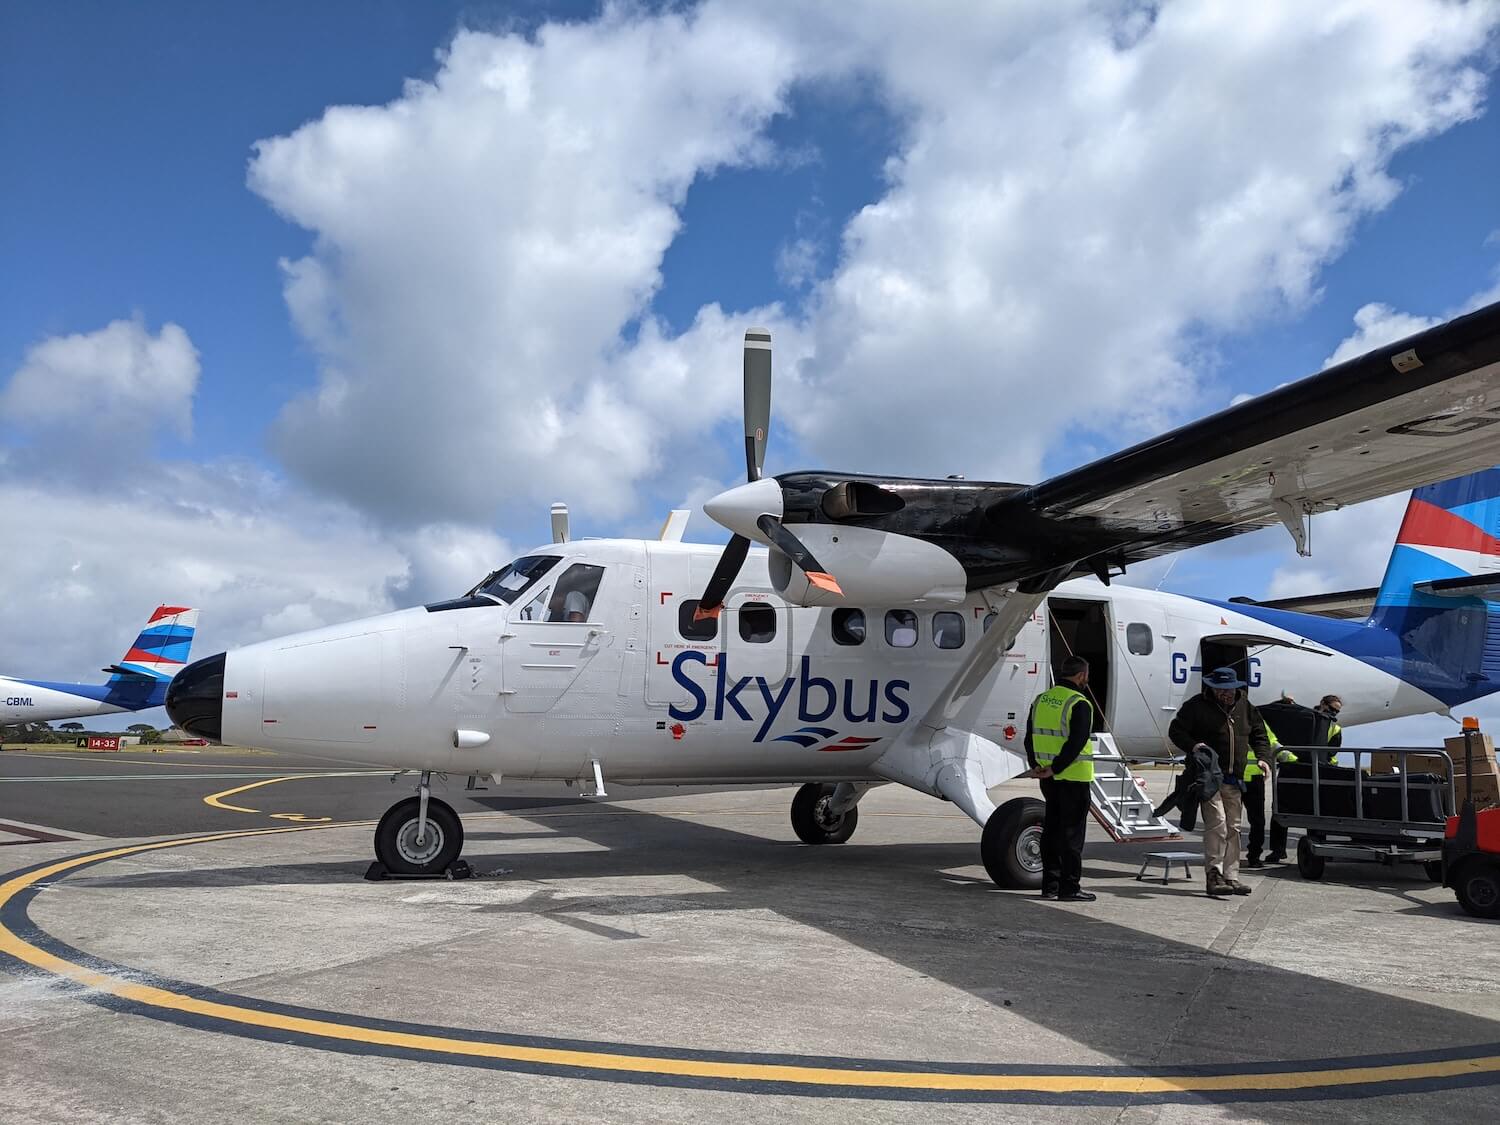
[64,802,1500,1114]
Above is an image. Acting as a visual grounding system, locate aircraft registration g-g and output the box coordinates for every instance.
[2,606,198,724]
[167,305,1500,886]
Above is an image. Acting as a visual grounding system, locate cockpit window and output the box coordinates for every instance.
[471,555,561,605]
[517,586,550,622]
[543,564,605,622]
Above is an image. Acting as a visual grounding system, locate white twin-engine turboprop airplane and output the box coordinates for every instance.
[168,306,1500,886]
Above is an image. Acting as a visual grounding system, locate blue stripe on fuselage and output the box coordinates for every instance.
[1191,597,1496,708]
[14,678,168,710]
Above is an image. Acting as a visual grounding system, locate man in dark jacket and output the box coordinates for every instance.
[1168,667,1270,897]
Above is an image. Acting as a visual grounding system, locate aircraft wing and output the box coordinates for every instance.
[1007,300,1500,574]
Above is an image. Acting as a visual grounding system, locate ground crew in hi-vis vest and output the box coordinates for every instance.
[1243,721,1298,868]
[1024,655,1096,902]
[1315,695,1344,766]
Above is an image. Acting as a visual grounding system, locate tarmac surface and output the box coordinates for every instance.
[2,746,1498,1123]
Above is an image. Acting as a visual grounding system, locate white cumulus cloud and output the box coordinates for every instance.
[1,318,199,445]
[789,0,1498,480]
[243,0,1499,538]
[248,8,808,527]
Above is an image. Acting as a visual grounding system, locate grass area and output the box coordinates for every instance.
[0,742,270,755]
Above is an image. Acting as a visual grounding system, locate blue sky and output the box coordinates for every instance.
[3,2,1500,739]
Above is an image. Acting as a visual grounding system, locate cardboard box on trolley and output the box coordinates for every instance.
[1362,732,1498,811]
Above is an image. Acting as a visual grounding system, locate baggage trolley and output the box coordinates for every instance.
[1272,747,1456,881]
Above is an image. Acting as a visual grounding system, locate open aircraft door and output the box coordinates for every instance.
[1170,629,1332,708]
[1044,595,1114,732]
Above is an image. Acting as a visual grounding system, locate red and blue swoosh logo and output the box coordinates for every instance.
[771,726,883,752]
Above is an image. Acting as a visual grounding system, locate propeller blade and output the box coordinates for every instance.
[550,502,570,543]
[694,534,751,620]
[743,328,771,481]
[756,514,843,595]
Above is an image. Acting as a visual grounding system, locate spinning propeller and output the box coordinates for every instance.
[694,330,842,620]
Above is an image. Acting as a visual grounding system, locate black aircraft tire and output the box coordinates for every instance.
[790,783,859,845]
[1424,859,1445,883]
[375,797,464,875]
[1452,858,1500,920]
[981,797,1046,889]
[1296,835,1326,881]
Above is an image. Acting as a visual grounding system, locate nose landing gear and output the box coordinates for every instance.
[368,771,471,880]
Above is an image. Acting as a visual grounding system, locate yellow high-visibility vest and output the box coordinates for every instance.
[1030,685,1095,783]
[1245,722,1300,780]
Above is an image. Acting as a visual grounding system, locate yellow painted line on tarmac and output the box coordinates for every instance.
[2,826,1498,1098]
[203,776,303,814]
[201,772,386,820]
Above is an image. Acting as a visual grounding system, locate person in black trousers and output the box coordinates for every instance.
[1024,656,1097,902]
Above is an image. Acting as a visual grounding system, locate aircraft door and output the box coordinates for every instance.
[646,548,720,708]
[503,561,611,714]
[1107,601,1174,753]
[1044,596,1112,732]
[723,593,792,691]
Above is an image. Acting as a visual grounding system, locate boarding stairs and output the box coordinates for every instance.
[1087,733,1180,842]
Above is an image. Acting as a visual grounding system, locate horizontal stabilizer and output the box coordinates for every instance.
[100,664,155,680]
[1414,571,1500,600]
[1230,588,1378,620]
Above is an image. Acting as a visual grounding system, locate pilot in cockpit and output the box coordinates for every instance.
[561,590,589,622]
[542,562,606,623]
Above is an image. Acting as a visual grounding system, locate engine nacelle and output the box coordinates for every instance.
[768,525,968,607]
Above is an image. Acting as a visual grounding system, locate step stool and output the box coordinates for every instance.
[1137,851,1199,885]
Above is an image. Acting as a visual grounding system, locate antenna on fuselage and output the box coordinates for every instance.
[551,502,570,544]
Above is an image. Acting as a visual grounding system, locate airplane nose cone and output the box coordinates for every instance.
[703,476,784,540]
[165,652,225,742]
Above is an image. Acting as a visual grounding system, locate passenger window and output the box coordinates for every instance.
[1126,622,1153,656]
[982,612,997,634]
[544,564,605,622]
[885,609,918,648]
[933,611,965,649]
[739,604,777,643]
[678,599,718,641]
[832,608,866,646]
[517,586,550,622]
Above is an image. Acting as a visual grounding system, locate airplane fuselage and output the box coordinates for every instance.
[0,676,164,724]
[210,539,1447,781]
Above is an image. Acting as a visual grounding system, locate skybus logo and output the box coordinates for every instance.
[668,652,911,743]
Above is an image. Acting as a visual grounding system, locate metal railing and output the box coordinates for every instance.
[1272,746,1456,839]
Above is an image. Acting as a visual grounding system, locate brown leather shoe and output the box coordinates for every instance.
[1206,871,1233,897]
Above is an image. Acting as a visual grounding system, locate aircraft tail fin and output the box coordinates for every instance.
[106,606,199,682]
[1369,468,1500,698]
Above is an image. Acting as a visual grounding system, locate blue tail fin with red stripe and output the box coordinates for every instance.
[1369,468,1500,695]
[106,605,199,682]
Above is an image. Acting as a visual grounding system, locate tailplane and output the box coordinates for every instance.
[103,605,199,682]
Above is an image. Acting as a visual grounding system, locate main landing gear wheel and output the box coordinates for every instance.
[375,796,464,876]
[790,783,859,845]
[981,797,1045,889]
[1451,857,1500,920]
[1296,836,1326,881]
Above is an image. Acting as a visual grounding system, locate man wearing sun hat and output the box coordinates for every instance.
[1168,667,1272,898]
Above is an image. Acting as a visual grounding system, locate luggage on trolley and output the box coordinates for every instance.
[1273,747,1456,882]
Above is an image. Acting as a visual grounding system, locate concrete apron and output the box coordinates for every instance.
[2,781,1498,1123]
